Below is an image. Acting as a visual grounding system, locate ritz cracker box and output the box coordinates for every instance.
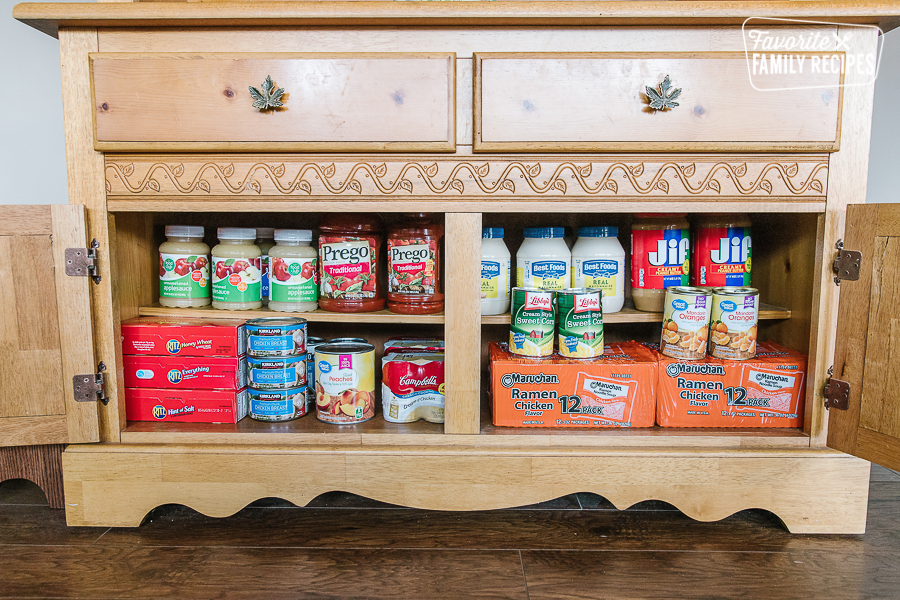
[489,341,657,428]
[126,388,249,424]
[656,341,806,427]
[121,317,246,357]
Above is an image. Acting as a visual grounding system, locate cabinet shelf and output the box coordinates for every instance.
[482,299,791,324]
[138,304,445,324]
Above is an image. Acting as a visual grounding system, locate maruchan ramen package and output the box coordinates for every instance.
[489,341,657,428]
[121,317,246,357]
[125,387,249,423]
[656,341,806,427]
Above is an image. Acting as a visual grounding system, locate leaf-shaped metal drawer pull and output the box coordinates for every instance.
[249,75,285,110]
[645,75,681,111]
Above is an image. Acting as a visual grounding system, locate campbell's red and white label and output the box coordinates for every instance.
[692,226,752,287]
[319,237,377,299]
[574,292,601,313]
[382,353,445,424]
[524,291,553,311]
[388,239,437,295]
[631,228,690,290]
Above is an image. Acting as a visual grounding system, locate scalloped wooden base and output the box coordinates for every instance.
[62,444,871,533]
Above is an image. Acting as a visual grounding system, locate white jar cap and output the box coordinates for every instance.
[275,229,313,242]
[165,225,204,238]
[256,227,275,239]
[217,227,257,240]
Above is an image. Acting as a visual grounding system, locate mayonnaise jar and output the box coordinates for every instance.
[571,226,625,313]
[516,227,571,290]
[481,227,511,315]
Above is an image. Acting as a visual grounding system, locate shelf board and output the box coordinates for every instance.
[482,299,791,324]
[138,304,445,324]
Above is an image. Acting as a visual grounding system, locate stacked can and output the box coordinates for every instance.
[557,288,604,359]
[306,336,326,409]
[245,317,308,421]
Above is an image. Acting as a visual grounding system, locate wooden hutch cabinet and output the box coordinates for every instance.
[6,1,900,532]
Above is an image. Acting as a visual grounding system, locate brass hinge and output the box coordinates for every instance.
[824,366,850,410]
[833,240,862,286]
[65,238,101,284]
[73,362,109,405]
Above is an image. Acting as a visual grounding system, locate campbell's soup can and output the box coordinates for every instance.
[245,317,306,357]
[660,287,712,360]
[510,287,556,357]
[248,386,308,421]
[691,217,752,287]
[315,342,376,424]
[306,337,326,409]
[557,288,604,359]
[709,287,759,360]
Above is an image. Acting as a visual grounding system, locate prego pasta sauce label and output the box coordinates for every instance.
[631,228,690,289]
[319,237,377,300]
[388,239,437,295]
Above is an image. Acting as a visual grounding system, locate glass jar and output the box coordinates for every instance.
[516,227,571,290]
[572,226,625,313]
[691,214,752,287]
[387,213,444,314]
[481,227,511,316]
[631,214,690,312]
[211,227,262,310]
[269,229,318,313]
[256,228,275,307]
[158,225,210,308]
[318,213,385,313]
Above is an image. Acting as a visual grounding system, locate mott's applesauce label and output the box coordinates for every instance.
[709,288,759,360]
[694,227,752,287]
[575,259,618,298]
[631,228,689,290]
[160,253,210,299]
[517,260,569,290]
[510,288,556,357]
[388,239,437,295]
[557,289,604,359]
[319,237,377,300]
[315,343,376,424]
[270,257,318,303]
[212,257,261,303]
[660,287,711,360]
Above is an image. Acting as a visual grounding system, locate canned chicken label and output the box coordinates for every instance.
[631,228,690,290]
[660,287,711,360]
[247,355,306,390]
[315,344,376,424]
[692,227,752,287]
[245,317,306,357]
[557,289,604,359]
[510,288,555,357]
[709,288,759,360]
[248,386,308,421]
[382,353,445,424]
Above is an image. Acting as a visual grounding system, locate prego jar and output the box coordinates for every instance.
[211,228,262,310]
[158,225,210,308]
[481,227,511,316]
[631,214,690,312]
[256,228,275,306]
[516,227,571,290]
[269,229,318,313]
[387,213,444,314]
[571,226,625,313]
[318,213,385,312]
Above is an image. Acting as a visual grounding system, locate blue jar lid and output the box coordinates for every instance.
[523,227,565,238]
[482,227,505,238]
[578,226,619,237]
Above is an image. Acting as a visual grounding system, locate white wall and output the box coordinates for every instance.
[0,7,896,205]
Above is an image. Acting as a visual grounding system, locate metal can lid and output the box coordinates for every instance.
[247,355,305,365]
[666,286,712,296]
[316,342,375,355]
[557,287,604,296]
[245,316,307,327]
[326,337,368,344]
[307,337,326,345]
[248,385,308,395]
[712,286,759,296]
[512,286,552,294]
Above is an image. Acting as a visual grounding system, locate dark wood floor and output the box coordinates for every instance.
[2,466,899,599]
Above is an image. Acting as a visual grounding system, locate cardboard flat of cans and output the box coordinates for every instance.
[655,341,806,428]
[489,342,658,428]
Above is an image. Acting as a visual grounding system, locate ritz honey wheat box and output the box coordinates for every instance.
[489,341,658,428]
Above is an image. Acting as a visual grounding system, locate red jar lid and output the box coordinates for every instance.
[319,213,385,234]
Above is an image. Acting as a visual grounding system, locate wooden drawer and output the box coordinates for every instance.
[90,53,456,152]
[474,52,843,152]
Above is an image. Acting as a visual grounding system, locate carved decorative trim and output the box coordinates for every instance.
[105,155,828,198]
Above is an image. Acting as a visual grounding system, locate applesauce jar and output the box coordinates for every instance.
[211,228,262,310]
[631,214,690,312]
[269,229,318,313]
[256,228,275,306]
[387,213,444,314]
[318,213,385,313]
[158,225,210,308]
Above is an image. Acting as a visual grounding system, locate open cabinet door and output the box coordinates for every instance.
[0,205,99,446]
[829,204,900,471]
